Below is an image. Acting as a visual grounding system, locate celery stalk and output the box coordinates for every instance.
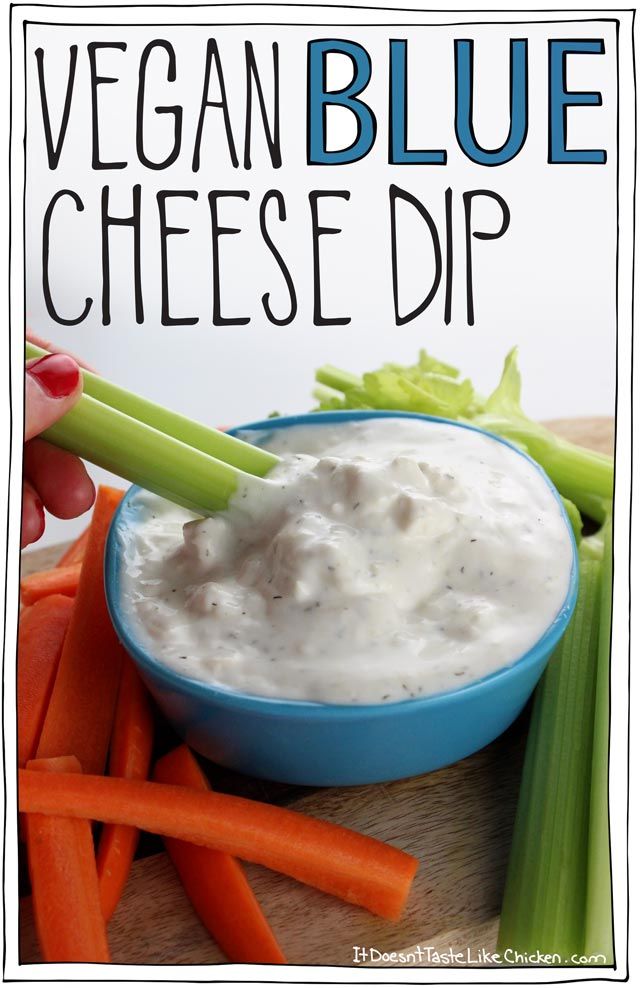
[472,349,613,516]
[40,392,246,514]
[314,348,613,521]
[315,365,363,392]
[561,497,583,545]
[475,412,613,518]
[573,492,612,526]
[26,342,278,478]
[497,552,602,962]
[312,383,344,405]
[585,519,614,962]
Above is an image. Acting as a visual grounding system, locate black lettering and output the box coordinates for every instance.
[101,184,143,325]
[35,46,77,169]
[244,42,281,169]
[463,189,510,326]
[309,190,351,326]
[88,42,127,169]
[259,190,296,325]
[208,191,250,325]
[137,40,182,170]
[193,40,238,171]
[42,190,92,325]
[444,187,453,325]
[157,191,199,325]
[390,184,441,326]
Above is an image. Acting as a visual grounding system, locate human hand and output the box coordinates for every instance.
[22,352,96,548]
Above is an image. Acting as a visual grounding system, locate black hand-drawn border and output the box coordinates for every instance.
[4,3,633,983]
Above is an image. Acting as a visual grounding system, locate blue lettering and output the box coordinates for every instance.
[549,40,606,164]
[308,39,376,164]
[389,40,446,164]
[455,39,528,166]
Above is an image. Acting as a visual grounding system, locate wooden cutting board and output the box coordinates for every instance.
[18,417,614,967]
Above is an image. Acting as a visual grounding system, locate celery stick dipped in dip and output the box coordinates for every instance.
[121,418,574,704]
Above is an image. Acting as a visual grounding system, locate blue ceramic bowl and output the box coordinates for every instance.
[105,411,578,786]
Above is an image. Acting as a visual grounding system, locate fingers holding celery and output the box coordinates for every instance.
[23,347,95,547]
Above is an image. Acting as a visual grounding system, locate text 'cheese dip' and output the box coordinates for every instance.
[121,418,574,704]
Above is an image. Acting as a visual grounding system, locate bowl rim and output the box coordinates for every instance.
[105,409,579,720]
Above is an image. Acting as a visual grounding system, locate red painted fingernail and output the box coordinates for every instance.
[28,353,80,398]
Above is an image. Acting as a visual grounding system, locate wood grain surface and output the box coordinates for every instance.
[18,417,614,968]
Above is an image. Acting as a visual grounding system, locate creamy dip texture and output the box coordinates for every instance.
[122,418,574,704]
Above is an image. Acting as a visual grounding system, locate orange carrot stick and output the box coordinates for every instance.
[17,595,75,767]
[21,562,82,607]
[36,486,126,775]
[154,746,285,963]
[18,770,418,921]
[96,660,154,921]
[24,757,110,963]
[57,527,89,567]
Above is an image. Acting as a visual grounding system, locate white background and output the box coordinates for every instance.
[23,17,618,544]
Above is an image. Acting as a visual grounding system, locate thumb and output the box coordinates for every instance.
[25,353,82,441]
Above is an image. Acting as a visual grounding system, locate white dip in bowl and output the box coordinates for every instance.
[121,417,574,704]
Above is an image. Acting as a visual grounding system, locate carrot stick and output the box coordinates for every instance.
[18,770,418,921]
[57,527,89,567]
[17,595,75,767]
[24,757,110,963]
[21,562,82,607]
[154,746,286,963]
[29,755,81,773]
[96,660,154,921]
[36,486,126,775]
